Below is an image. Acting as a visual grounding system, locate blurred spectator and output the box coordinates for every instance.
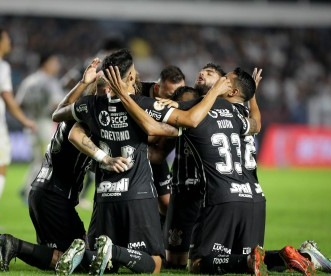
[15,52,64,203]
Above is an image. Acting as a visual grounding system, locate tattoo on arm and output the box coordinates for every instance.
[81,133,97,151]
[249,118,258,134]
[161,122,178,136]
[174,115,179,128]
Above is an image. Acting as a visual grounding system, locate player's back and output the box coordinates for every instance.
[183,98,251,206]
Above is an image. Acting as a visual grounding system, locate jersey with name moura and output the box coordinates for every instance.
[72,93,174,203]
[31,120,92,204]
[182,98,256,206]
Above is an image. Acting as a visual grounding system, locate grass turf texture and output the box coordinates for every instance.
[0,163,330,275]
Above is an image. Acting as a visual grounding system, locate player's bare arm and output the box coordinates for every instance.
[166,76,232,128]
[52,58,101,122]
[68,122,132,173]
[247,67,262,134]
[106,66,179,137]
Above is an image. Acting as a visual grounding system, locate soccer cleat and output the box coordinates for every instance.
[55,239,86,276]
[248,245,268,276]
[0,234,19,271]
[88,235,113,276]
[299,240,331,273]
[279,245,315,276]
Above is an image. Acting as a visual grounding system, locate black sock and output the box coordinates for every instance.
[200,254,248,274]
[80,250,96,270]
[300,252,311,261]
[17,240,54,270]
[264,250,287,272]
[111,245,155,273]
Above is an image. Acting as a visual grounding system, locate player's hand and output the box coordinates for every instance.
[155,97,179,108]
[252,68,263,89]
[101,156,133,173]
[24,118,37,133]
[106,66,131,97]
[81,57,101,85]
[213,77,232,96]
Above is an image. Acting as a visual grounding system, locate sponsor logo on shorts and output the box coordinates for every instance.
[213,256,229,264]
[230,183,253,198]
[243,247,252,254]
[212,243,231,254]
[128,241,146,250]
[168,229,183,247]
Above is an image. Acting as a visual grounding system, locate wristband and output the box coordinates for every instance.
[178,127,183,136]
[93,149,107,162]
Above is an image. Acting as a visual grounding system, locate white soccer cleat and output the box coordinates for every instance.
[299,240,331,273]
[55,239,86,276]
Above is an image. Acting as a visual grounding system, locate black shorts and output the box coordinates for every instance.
[189,201,266,260]
[28,188,86,252]
[95,198,165,258]
[164,191,201,252]
[151,161,171,197]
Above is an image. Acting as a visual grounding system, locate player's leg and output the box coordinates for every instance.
[189,202,268,275]
[165,191,201,269]
[0,233,59,271]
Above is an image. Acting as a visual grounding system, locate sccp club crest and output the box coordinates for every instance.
[153,101,165,111]
[99,111,110,126]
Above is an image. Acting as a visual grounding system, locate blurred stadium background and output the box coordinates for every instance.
[1,0,331,168]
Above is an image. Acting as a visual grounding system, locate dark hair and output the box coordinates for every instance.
[203,63,226,77]
[171,86,200,101]
[233,67,256,101]
[39,52,56,67]
[101,49,133,79]
[160,65,185,84]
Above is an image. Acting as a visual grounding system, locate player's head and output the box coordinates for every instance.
[102,48,137,87]
[194,63,226,95]
[225,67,256,102]
[154,65,185,99]
[0,28,12,57]
[171,86,200,102]
[39,52,61,76]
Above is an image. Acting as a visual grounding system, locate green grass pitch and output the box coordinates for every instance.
[0,163,330,275]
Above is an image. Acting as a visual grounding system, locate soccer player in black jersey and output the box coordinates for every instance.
[140,65,185,230]
[0,58,132,272]
[52,49,231,275]
[109,64,268,275]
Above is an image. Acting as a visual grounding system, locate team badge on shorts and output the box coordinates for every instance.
[168,229,183,246]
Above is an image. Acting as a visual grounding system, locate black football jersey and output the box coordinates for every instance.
[233,103,265,203]
[72,93,174,202]
[181,98,253,206]
[171,135,202,196]
[31,120,92,205]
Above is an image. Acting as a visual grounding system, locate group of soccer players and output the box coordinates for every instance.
[1,44,331,276]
